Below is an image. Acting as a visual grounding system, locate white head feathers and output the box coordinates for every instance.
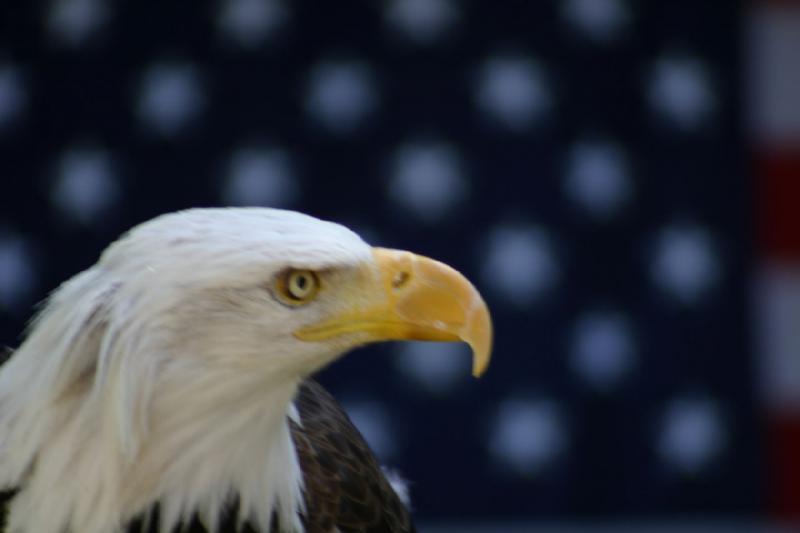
[0,208,373,533]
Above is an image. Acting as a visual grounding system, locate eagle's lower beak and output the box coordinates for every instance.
[294,247,493,377]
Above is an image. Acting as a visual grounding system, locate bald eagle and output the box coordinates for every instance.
[0,209,492,533]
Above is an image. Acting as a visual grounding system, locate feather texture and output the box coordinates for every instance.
[0,380,414,533]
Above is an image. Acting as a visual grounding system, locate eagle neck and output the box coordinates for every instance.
[132,371,306,533]
[7,369,307,533]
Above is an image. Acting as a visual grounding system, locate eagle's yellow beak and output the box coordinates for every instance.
[294,247,493,377]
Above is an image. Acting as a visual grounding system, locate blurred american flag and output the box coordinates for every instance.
[0,0,797,530]
[751,0,800,523]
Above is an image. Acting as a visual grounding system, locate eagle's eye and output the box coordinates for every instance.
[275,269,320,305]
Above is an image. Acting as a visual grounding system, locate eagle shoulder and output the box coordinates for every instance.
[291,379,415,533]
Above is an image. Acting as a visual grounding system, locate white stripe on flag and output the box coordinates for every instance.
[756,264,800,411]
[747,4,800,143]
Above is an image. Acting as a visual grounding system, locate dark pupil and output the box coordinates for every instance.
[296,275,307,290]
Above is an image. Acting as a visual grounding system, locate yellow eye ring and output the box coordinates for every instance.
[276,269,320,305]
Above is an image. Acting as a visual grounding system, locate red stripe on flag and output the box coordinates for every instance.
[757,150,800,261]
[768,414,800,518]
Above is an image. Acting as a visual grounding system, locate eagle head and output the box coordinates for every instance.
[0,208,492,533]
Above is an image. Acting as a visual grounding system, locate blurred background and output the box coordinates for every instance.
[0,0,798,531]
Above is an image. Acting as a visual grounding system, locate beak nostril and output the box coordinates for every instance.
[392,271,411,289]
